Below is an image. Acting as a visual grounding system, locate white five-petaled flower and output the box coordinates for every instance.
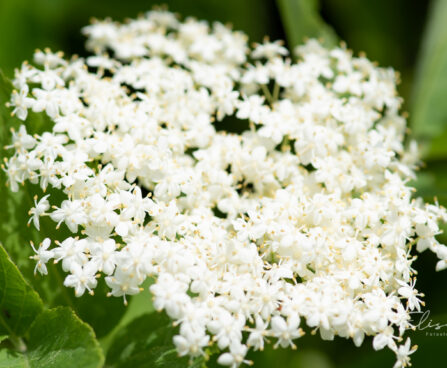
[30,238,53,275]
[63,261,98,297]
[397,278,424,312]
[217,343,252,368]
[270,315,303,349]
[28,194,50,230]
[392,338,417,368]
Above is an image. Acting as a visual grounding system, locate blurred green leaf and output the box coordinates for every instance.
[0,307,104,368]
[106,312,205,368]
[100,278,155,353]
[276,0,338,49]
[71,279,126,339]
[0,0,281,78]
[423,129,447,160]
[411,0,447,152]
[0,69,20,140]
[412,165,447,202]
[320,0,429,111]
[0,243,43,338]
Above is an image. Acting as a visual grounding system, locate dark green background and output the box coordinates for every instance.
[1,0,447,367]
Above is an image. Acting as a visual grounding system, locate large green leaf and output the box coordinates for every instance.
[276,0,338,49]
[0,243,43,338]
[106,312,205,368]
[410,0,447,156]
[0,307,104,368]
[0,227,104,367]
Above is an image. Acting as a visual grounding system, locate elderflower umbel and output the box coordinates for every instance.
[4,10,447,367]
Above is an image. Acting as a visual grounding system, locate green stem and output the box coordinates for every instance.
[272,82,280,101]
[281,135,291,151]
[0,314,28,353]
[260,84,273,105]
[9,335,27,353]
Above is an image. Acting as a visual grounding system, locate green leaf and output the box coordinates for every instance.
[0,307,104,368]
[0,201,103,367]
[73,278,127,339]
[411,0,447,154]
[0,243,43,337]
[424,131,447,160]
[100,278,155,353]
[276,0,338,49]
[106,312,205,368]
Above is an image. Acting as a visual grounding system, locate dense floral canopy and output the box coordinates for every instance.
[4,10,447,368]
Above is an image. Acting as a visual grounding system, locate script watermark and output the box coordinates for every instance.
[410,310,447,337]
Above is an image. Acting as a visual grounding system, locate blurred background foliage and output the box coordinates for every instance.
[1,0,447,367]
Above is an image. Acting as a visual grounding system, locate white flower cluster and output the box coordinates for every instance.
[4,10,447,368]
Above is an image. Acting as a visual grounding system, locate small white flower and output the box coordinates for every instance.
[5,125,36,152]
[173,324,210,357]
[397,279,424,312]
[53,237,88,272]
[236,95,268,123]
[252,40,288,60]
[217,342,251,368]
[64,261,98,296]
[10,86,33,120]
[373,326,396,351]
[28,194,50,230]
[30,238,53,275]
[270,315,302,349]
[90,239,117,275]
[50,200,86,233]
[392,338,417,368]
[247,315,268,351]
